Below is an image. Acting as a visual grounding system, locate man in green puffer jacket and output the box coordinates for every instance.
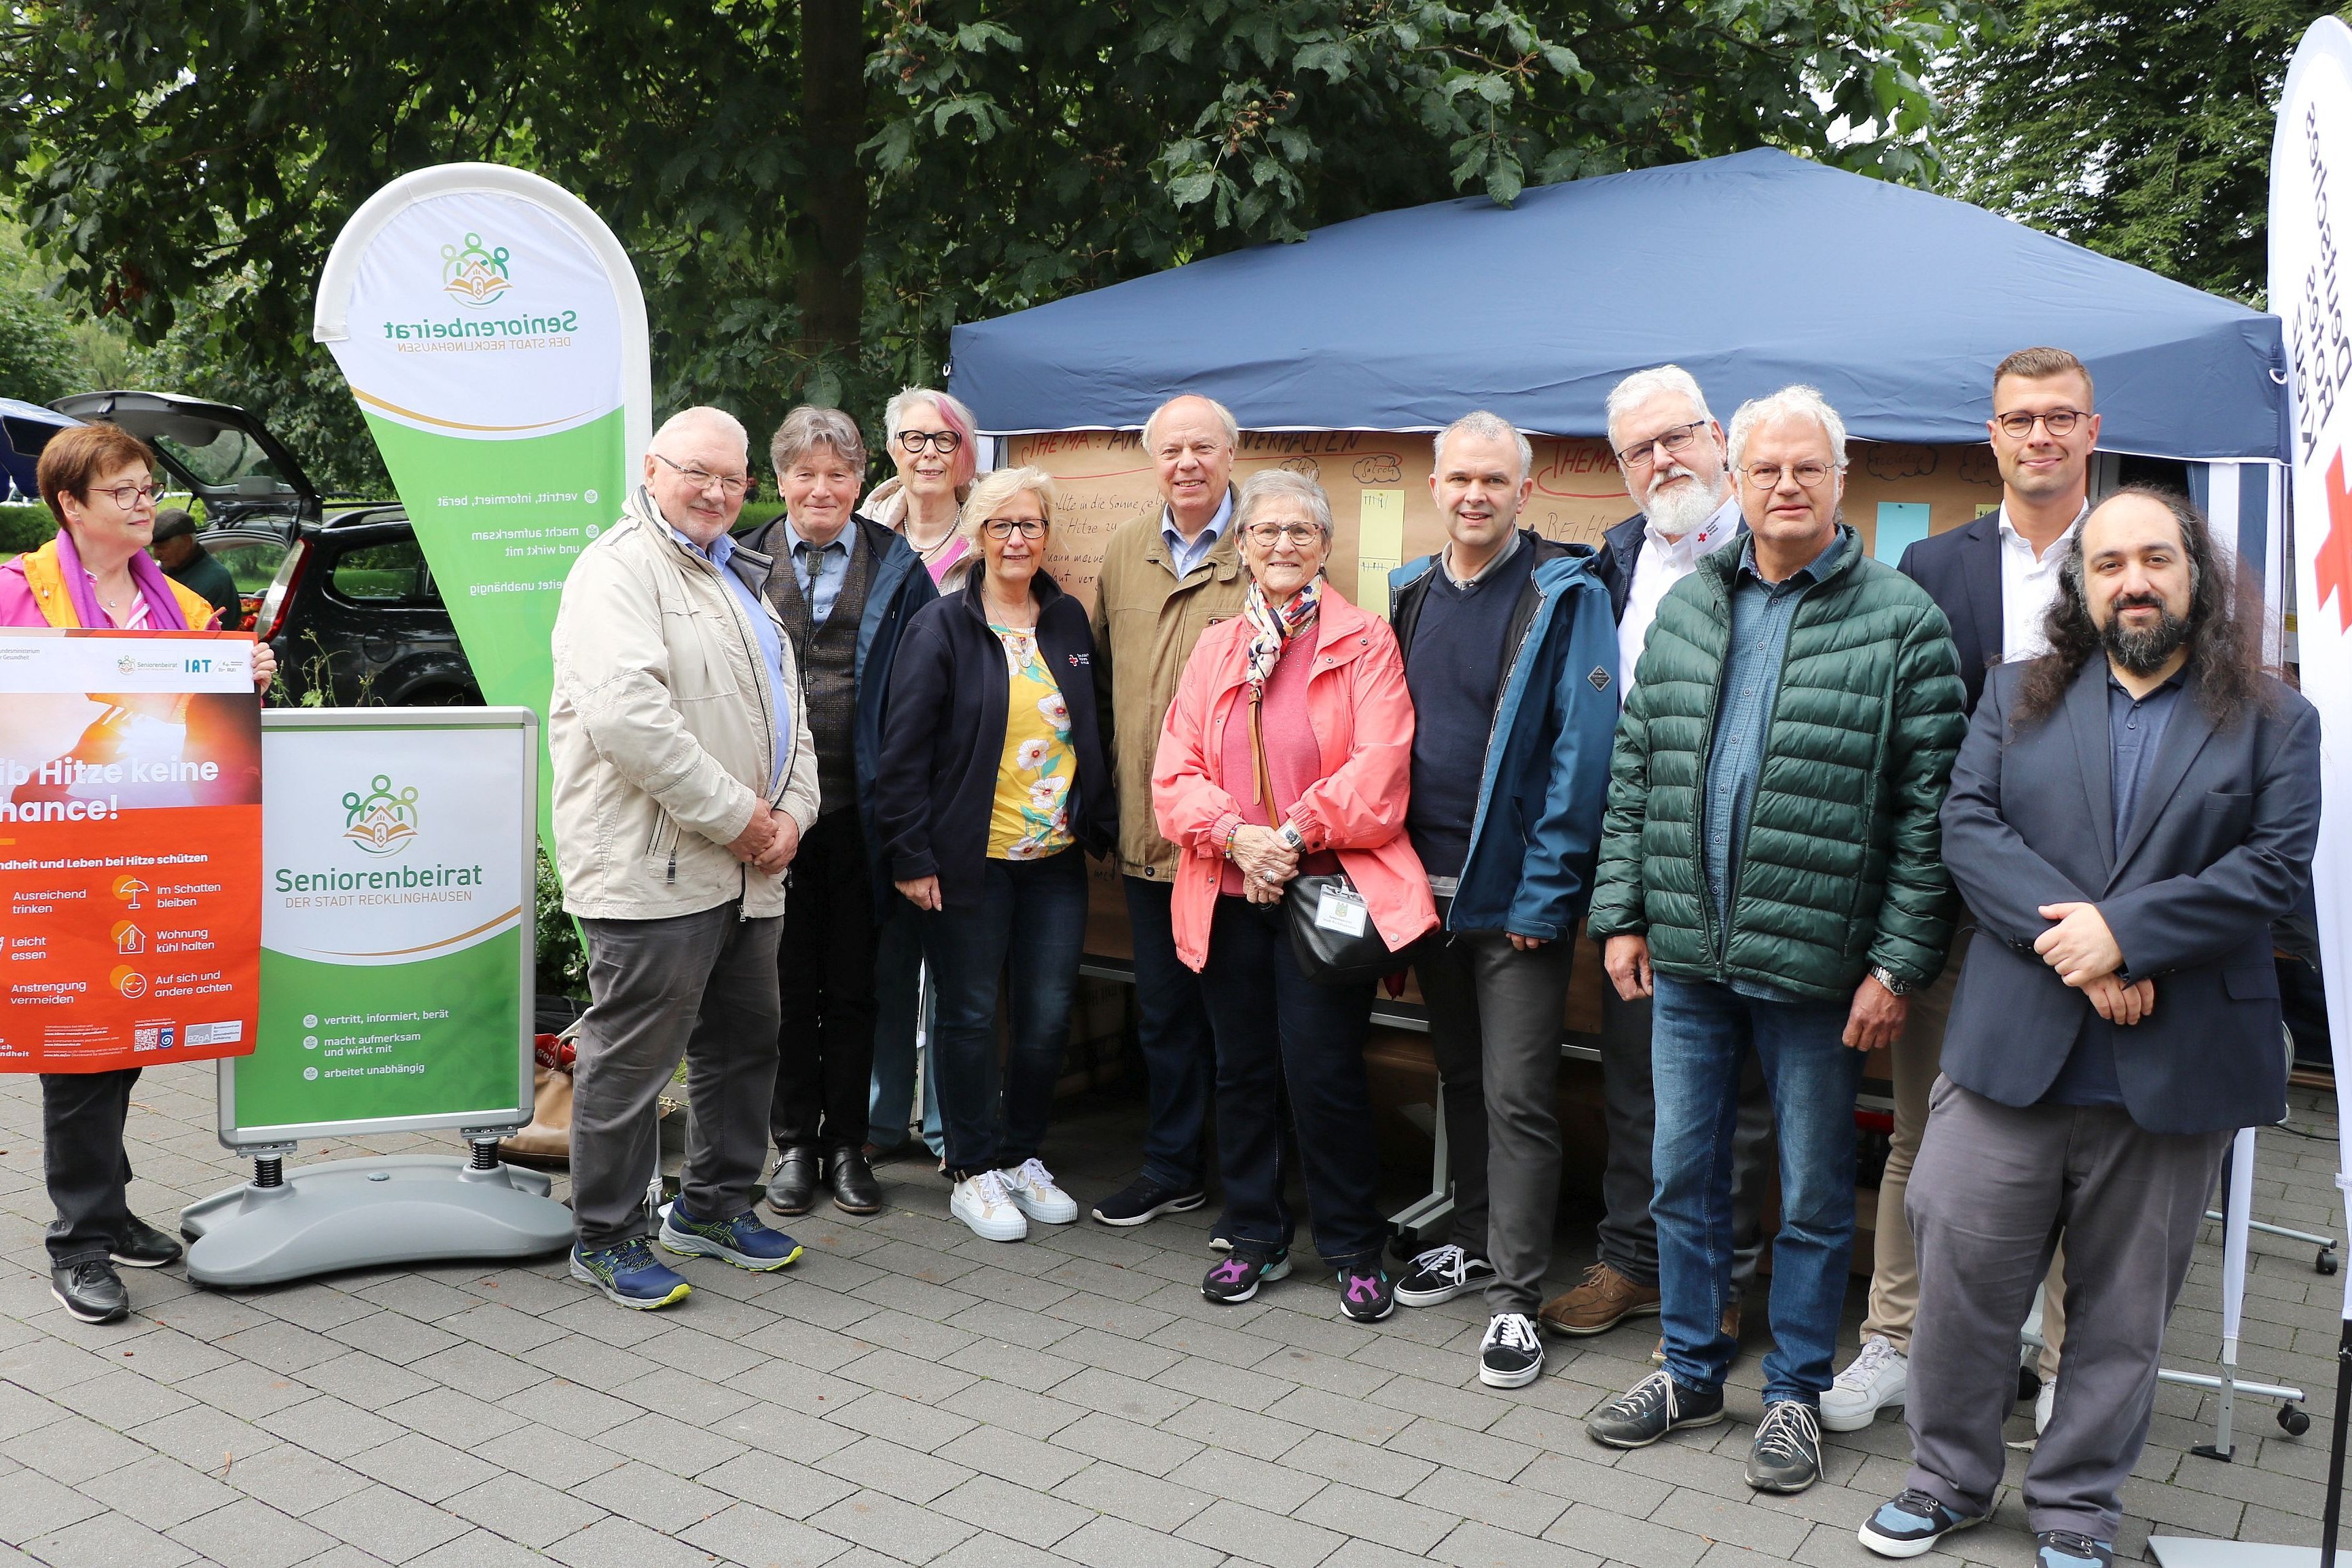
[1581,385,1966,1497]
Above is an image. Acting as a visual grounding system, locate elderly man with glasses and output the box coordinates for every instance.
[1583,385,1966,1493]
[550,407,821,1311]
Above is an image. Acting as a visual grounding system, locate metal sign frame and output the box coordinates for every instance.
[218,707,537,1148]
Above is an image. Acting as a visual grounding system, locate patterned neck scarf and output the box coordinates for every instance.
[1242,575,1321,697]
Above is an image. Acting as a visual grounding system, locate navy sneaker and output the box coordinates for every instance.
[1337,1264,1396,1323]
[1091,1175,1207,1227]
[2036,1532,2113,1568]
[1858,1489,1985,1558]
[571,1238,691,1309]
[1202,1249,1290,1303]
[659,1206,803,1272]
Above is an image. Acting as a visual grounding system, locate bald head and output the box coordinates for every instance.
[1145,394,1238,539]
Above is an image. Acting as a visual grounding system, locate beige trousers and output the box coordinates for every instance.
[1866,928,2065,1379]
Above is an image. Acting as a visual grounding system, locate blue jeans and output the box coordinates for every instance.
[1651,974,1864,1406]
[1199,897,1384,1272]
[867,902,944,1156]
[920,849,1088,1175]
[1124,876,1216,1190]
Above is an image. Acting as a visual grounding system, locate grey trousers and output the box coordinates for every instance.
[1595,986,1773,1296]
[1905,1077,2228,1540]
[1418,929,1575,1315]
[573,904,784,1252]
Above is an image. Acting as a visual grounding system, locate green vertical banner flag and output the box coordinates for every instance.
[312,164,652,847]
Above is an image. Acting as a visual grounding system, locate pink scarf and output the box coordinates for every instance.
[56,526,189,631]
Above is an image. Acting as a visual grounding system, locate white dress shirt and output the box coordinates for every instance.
[1618,492,1741,699]
[1997,500,2087,663]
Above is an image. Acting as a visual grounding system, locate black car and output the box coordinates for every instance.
[49,391,480,706]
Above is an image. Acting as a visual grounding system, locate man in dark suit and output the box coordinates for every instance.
[1856,488,2319,1568]
[1830,347,2101,1435]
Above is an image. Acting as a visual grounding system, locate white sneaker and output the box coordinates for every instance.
[952,1169,1028,1241]
[998,1159,1078,1224]
[1822,1334,1909,1432]
[2035,1377,2055,1436]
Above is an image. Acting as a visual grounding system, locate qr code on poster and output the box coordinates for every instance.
[133,1022,177,1053]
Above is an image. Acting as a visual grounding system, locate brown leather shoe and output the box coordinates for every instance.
[1538,1262,1663,1336]
[1652,1302,1742,1365]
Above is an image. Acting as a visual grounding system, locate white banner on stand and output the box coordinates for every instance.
[2273,14,2352,1321]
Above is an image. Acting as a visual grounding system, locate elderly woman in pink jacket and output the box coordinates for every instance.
[1152,468,1435,1322]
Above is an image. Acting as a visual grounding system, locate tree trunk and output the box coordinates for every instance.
[797,0,867,359]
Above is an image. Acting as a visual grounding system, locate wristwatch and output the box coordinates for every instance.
[1276,822,1306,853]
[1868,964,1915,998]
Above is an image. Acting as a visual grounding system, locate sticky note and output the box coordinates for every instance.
[1873,502,1932,564]
[1357,490,1406,615]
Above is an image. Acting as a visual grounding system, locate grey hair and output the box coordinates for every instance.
[1234,469,1334,541]
[1605,365,1716,448]
[884,386,977,441]
[653,405,748,454]
[1432,410,1534,485]
[770,405,867,475]
[1726,384,1849,471]
[1142,394,1239,454]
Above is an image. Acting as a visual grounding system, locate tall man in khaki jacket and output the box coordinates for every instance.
[1088,394,1252,1229]
[551,407,822,1310]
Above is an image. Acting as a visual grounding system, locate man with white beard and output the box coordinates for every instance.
[1540,366,1776,1353]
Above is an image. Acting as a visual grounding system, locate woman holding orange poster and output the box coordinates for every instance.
[1,422,274,1325]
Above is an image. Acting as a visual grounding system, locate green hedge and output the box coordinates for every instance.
[0,502,53,555]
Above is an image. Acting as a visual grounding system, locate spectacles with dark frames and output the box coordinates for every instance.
[897,430,964,454]
[88,479,163,509]
[1991,408,2088,439]
[1741,461,1839,489]
[983,517,1047,540]
[1615,421,1705,469]
[651,452,755,497]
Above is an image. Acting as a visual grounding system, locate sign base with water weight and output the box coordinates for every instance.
[181,710,570,1288]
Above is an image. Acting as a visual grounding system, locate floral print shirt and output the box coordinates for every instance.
[986,625,1077,859]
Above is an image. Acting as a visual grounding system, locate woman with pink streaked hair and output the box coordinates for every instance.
[867,386,980,587]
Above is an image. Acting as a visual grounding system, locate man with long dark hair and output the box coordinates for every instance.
[1857,488,2319,1568]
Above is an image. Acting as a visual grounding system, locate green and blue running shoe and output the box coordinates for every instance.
[571,1238,692,1310]
[659,1205,804,1272]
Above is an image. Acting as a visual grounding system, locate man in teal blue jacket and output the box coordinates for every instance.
[1388,411,1621,1389]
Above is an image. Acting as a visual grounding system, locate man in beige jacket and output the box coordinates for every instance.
[551,406,821,1310]
[1086,393,1250,1231]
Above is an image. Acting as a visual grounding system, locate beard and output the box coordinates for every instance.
[1644,464,1727,536]
[2101,598,2193,674]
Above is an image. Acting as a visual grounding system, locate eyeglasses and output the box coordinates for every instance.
[983,517,1047,540]
[1245,523,1323,548]
[88,480,163,509]
[896,430,964,454]
[1992,408,2088,439]
[1741,461,1839,489]
[1615,421,1706,470]
[651,452,755,497]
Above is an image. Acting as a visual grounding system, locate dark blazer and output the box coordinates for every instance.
[874,570,1115,908]
[1896,512,2004,713]
[1938,659,2320,1134]
[1593,513,1646,623]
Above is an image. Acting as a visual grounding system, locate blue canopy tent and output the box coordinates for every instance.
[947,147,2285,464]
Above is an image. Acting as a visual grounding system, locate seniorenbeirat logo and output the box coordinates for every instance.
[441,233,513,308]
[343,774,421,856]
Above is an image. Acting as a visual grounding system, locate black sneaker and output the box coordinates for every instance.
[1394,1243,1497,1307]
[1745,1399,1823,1493]
[1337,1264,1396,1323]
[1859,1489,1985,1558]
[52,1260,129,1324]
[1586,1369,1726,1448]
[1202,1249,1290,1303]
[2035,1532,2114,1568]
[111,1215,184,1269]
[1091,1175,1207,1227]
[1479,1313,1544,1388]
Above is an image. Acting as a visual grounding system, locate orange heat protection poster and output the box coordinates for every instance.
[0,629,262,1072]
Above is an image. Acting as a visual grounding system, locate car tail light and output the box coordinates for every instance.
[255,540,309,640]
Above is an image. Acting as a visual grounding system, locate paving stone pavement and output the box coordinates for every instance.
[0,1063,2340,1567]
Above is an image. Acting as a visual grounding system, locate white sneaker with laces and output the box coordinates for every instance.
[1821,1334,1909,1432]
[952,1169,1029,1241]
[2035,1376,2055,1436]
[998,1159,1078,1224]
